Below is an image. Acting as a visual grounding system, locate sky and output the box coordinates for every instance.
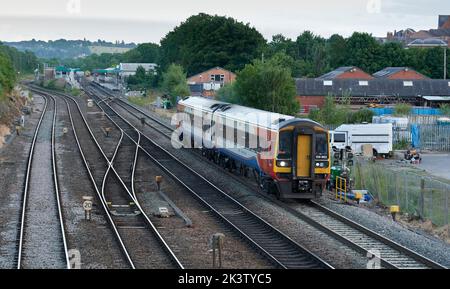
[0,0,448,43]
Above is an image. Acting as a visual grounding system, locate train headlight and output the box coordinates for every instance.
[276,160,291,167]
[315,161,328,168]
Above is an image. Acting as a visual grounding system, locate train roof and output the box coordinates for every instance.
[178,97,324,130]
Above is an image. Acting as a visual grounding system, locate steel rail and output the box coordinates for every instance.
[32,86,184,269]
[93,83,448,269]
[87,85,333,269]
[17,92,70,269]
[28,87,136,268]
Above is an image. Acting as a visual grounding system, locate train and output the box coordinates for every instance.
[176,97,330,199]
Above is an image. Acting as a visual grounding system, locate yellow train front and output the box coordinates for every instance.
[262,119,331,199]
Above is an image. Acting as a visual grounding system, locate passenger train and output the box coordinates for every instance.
[176,97,330,199]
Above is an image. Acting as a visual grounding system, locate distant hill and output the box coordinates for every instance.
[3,39,136,59]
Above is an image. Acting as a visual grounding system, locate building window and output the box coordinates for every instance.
[403,81,413,87]
[359,81,369,86]
[210,74,225,82]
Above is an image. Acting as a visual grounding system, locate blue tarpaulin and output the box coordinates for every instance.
[370,107,442,116]
[411,124,420,148]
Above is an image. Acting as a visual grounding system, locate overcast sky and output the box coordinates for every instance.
[0,0,448,43]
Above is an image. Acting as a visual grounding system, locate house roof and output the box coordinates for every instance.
[408,38,448,47]
[373,67,428,79]
[296,78,450,98]
[119,63,157,72]
[317,67,358,80]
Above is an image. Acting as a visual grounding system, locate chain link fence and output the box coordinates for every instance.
[353,159,450,228]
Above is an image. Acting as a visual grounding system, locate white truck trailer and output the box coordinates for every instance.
[330,123,393,157]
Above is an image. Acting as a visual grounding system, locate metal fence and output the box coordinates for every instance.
[393,124,450,151]
[353,160,450,228]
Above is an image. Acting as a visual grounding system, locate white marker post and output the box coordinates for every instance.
[82,196,93,221]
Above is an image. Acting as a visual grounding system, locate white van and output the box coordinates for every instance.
[330,123,393,157]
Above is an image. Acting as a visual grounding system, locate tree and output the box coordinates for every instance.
[123,43,160,63]
[161,64,190,104]
[327,34,347,68]
[0,50,16,99]
[216,82,238,103]
[126,65,156,91]
[344,32,383,73]
[234,56,299,115]
[160,13,266,75]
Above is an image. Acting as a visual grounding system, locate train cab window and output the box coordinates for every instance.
[334,133,346,143]
[315,134,328,155]
[278,131,292,159]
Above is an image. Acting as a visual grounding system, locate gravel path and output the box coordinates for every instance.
[20,95,66,269]
[0,95,44,268]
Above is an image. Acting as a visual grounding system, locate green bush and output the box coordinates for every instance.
[440,103,450,116]
[394,103,412,116]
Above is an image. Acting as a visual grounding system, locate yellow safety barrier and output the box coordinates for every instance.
[335,176,347,202]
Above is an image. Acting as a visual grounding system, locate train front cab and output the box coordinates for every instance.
[274,121,330,199]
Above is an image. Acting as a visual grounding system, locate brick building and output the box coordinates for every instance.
[187,67,236,97]
[296,78,450,110]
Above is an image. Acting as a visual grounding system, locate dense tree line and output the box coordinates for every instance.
[5,39,136,59]
[0,43,40,75]
[266,31,449,78]
[60,42,160,72]
[0,49,16,99]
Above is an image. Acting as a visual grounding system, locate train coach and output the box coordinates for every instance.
[176,97,330,199]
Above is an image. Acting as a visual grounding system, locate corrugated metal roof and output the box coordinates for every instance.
[317,66,356,80]
[407,38,447,47]
[119,63,157,72]
[296,78,450,97]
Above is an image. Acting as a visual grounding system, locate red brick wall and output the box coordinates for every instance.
[336,68,374,80]
[388,70,428,80]
[297,95,326,112]
[188,67,236,84]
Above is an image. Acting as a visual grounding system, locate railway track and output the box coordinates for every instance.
[17,92,70,269]
[91,83,447,269]
[28,86,183,269]
[86,84,333,269]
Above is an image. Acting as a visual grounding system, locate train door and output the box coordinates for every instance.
[296,135,312,177]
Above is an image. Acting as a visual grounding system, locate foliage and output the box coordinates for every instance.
[126,66,157,91]
[440,103,450,116]
[308,95,374,125]
[4,39,136,59]
[394,103,412,116]
[216,83,238,103]
[60,42,160,72]
[160,13,266,75]
[393,139,409,150]
[348,108,375,123]
[266,31,449,78]
[0,50,16,99]
[233,56,299,115]
[161,64,190,105]
[0,44,39,74]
